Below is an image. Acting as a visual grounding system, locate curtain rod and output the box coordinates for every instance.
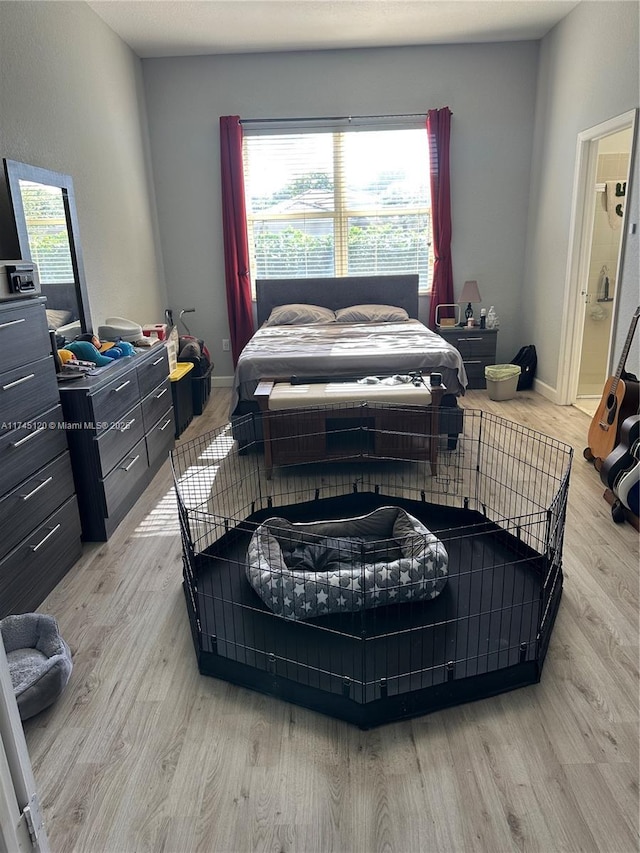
[239,111,447,124]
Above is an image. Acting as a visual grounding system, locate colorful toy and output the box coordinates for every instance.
[64,340,113,367]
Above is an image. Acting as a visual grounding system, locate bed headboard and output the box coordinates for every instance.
[255,274,419,327]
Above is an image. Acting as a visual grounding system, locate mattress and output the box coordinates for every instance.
[231,319,467,415]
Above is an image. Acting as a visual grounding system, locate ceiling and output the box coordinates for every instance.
[87,0,580,59]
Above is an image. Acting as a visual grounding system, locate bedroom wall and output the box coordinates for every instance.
[523,0,639,396]
[0,1,167,330]
[142,42,539,382]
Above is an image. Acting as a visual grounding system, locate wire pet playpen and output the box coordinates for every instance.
[171,406,572,728]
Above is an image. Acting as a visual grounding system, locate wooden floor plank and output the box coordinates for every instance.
[20,387,638,853]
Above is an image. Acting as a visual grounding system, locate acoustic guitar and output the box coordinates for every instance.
[615,445,639,517]
[585,307,640,466]
[600,413,640,490]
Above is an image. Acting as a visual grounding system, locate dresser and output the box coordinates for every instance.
[59,345,175,541]
[0,298,82,618]
[437,327,498,389]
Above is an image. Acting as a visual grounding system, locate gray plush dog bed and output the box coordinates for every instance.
[0,613,73,720]
[247,505,448,621]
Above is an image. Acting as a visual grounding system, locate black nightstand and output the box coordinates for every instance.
[438,327,498,389]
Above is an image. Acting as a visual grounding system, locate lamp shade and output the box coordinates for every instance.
[459,280,482,305]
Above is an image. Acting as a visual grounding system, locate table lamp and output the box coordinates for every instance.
[459,280,482,322]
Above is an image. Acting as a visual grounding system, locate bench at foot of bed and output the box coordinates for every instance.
[255,377,444,477]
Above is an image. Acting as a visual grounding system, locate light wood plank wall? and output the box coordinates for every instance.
[22,388,638,853]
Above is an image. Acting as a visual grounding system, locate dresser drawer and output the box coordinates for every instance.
[102,437,149,518]
[0,356,59,433]
[142,379,171,431]
[138,347,170,398]
[90,368,140,432]
[0,301,51,373]
[446,334,496,359]
[95,403,146,477]
[146,407,175,468]
[0,495,82,618]
[0,452,75,559]
[0,405,68,496]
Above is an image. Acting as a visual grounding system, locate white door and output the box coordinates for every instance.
[0,637,49,853]
[558,110,638,412]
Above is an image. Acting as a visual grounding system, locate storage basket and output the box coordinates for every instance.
[170,362,194,437]
[485,364,521,401]
[191,364,213,415]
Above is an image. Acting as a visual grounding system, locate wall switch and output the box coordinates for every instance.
[222,339,230,351]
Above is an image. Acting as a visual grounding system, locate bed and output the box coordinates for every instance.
[230,275,468,424]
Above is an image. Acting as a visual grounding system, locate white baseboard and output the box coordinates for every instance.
[533,378,565,404]
[213,375,234,388]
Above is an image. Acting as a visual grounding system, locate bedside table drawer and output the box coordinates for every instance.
[438,328,498,389]
[445,334,496,358]
[464,363,489,388]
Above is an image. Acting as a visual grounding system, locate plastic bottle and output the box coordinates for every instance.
[487,306,496,329]
[480,308,487,329]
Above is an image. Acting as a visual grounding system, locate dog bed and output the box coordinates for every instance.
[246,505,448,620]
[0,613,73,720]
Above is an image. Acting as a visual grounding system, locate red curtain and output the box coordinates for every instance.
[220,116,254,364]
[426,107,454,331]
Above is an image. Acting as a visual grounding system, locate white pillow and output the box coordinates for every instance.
[46,308,73,330]
[335,304,409,323]
[264,303,336,326]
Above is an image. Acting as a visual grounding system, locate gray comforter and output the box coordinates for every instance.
[231,320,467,414]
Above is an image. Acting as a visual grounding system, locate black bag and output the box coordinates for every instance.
[178,335,212,378]
[511,345,537,391]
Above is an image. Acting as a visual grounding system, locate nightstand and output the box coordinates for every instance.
[438,327,498,389]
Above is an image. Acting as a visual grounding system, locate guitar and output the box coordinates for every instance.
[586,307,640,466]
[600,413,640,490]
[614,443,639,516]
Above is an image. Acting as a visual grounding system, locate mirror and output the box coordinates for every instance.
[0,159,92,336]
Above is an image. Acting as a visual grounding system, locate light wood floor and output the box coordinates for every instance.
[23,388,638,853]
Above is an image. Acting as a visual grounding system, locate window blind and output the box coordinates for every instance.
[242,124,433,292]
[19,182,74,284]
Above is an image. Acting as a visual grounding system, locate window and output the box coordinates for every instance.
[243,126,433,292]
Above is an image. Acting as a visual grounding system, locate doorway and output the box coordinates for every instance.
[559,110,637,415]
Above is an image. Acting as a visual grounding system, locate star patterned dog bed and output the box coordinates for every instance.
[246,505,448,620]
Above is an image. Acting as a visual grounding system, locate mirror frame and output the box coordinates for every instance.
[1,158,93,333]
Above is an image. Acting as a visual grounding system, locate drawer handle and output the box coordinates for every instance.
[2,373,35,391]
[113,380,131,393]
[20,476,54,501]
[121,454,140,472]
[465,359,483,365]
[159,418,172,432]
[11,425,47,447]
[0,317,26,330]
[30,523,61,552]
[120,418,136,432]
[152,357,164,366]
[155,388,168,399]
